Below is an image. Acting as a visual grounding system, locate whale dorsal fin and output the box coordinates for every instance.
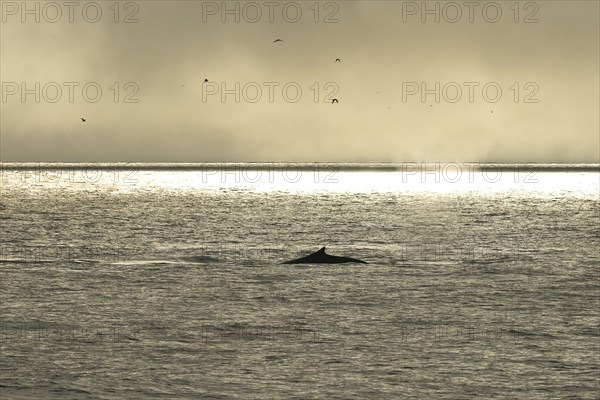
[317,247,326,254]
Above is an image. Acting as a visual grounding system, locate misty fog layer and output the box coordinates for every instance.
[1,1,598,162]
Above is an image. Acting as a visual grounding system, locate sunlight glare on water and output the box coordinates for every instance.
[3,164,598,198]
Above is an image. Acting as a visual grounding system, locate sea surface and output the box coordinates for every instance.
[1,163,599,399]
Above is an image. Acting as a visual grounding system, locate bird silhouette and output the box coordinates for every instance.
[80,118,86,122]
[204,79,209,83]
[335,58,341,63]
[273,39,283,43]
[332,99,339,104]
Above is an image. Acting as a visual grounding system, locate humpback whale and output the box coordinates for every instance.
[283,247,367,264]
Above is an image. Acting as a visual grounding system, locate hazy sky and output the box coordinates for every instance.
[1,0,598,162]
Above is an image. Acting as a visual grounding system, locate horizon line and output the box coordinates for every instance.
[1,162,599,172]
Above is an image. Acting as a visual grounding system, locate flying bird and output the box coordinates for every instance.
[80,118,86,122]
[273,39,283,43]
[335,58,341,63]
[332,99,339,104]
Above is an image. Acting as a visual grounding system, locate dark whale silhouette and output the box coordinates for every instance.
[283,247,367,264]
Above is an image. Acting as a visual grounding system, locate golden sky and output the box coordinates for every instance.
[1,0,599,162]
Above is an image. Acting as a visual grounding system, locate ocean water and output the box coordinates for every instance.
[0,164,599,399]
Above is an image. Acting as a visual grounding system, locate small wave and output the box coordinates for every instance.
[505,328,542,338]
[51,387,92,395]
[109,256,221,266]
[111,260,181,266]
[461,255,511,265]
[72,259,102,264]
[0,258,55,264]
[181,255,220,263]
[483,212,508,217]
